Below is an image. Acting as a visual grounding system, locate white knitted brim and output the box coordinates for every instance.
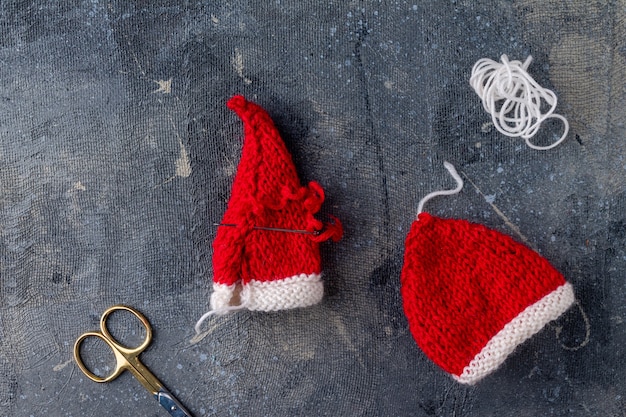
[453,282,576,385]
[211,273,323,312]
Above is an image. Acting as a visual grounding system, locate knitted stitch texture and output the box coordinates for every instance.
[401,212,575,384]
[211,95,342,313]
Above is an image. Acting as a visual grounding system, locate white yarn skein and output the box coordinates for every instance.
[470,55,569,150]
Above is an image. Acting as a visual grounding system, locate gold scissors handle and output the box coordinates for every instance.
[73,305,162,394]
[74,305,194,416]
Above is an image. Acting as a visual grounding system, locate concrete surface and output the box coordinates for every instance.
[0,1,624,416]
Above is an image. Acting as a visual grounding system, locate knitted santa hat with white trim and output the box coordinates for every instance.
[401,162,575,384]
[196,95,342,331]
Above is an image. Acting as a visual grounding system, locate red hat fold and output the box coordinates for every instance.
[209,95,342,314]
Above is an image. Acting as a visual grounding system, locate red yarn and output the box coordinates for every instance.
[212,95,342,293]
[401,212,569,378]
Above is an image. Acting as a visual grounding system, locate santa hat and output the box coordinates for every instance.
[401,162,575,384]
[195,96,342,332]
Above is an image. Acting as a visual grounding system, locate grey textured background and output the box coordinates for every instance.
[1,1,625,416]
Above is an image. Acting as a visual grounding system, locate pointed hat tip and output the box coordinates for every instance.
[227,94,247,111]
[227,95,269,123]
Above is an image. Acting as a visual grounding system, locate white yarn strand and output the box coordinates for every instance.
[416,161,464,218]
[194,304,246,335]
[470,55,569,150]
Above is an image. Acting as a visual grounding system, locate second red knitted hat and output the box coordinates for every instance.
[400,162,575,384]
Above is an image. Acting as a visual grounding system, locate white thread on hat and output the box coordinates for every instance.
[194,302,247,335]
[416,161,464,218]
[470,55,569,150]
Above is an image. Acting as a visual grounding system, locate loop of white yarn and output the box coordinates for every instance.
[416,161,464,218]
[470,55,569,151]
[194,304,246,335]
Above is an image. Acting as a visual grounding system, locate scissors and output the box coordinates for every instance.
[74,305,193,417]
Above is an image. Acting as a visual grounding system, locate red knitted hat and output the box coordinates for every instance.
[400,163,575,384]
[204,95,342,320]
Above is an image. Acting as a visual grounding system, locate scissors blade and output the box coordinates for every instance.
[156,387,194,417]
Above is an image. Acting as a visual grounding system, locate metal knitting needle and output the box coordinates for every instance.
[214,223,321,235]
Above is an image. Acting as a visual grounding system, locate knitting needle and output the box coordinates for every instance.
[214,223,321,235]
